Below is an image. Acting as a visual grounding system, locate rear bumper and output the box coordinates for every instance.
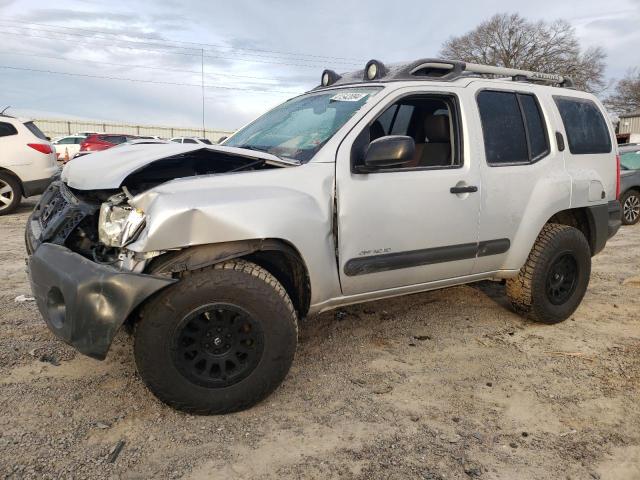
[28,243,175,359]
[607,200,622,238]
[22,176,55,197]
[586,200,621,256]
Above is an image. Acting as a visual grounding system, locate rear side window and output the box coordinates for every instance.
[0,121,18,137]
[554,97,611,154]
[183,138,197,144]
[23,121,47,140]
[477,91,549,165]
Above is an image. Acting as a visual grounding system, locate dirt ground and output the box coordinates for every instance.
[1,198,639,480]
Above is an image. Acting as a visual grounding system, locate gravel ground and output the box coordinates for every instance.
[1,198,639,480]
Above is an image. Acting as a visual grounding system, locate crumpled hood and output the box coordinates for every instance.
[61,143,294,190]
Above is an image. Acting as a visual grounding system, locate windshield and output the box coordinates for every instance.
[225,87,382,162]
[621,151,640,170]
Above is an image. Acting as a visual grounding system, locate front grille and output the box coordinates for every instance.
[39,186,68,229]
[27,181,98,251]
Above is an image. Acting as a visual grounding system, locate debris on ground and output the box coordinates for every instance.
[107,440,125,463]
[14,295,35,303]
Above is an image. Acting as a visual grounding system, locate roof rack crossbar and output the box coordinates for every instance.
[461,62,572,87]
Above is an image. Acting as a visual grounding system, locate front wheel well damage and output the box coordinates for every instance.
[143,239,311,318]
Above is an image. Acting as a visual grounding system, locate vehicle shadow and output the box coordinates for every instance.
[468,279,513,312]
[12,199,38,215]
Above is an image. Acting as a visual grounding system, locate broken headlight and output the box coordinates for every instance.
[98,196,146,248]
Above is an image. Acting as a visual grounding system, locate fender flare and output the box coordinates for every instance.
[145,239,312,316]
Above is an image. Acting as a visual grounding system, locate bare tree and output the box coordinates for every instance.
[605,69,640,114]
[440,13,606,93]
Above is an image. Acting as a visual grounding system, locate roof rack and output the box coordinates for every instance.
[317,58,575,89]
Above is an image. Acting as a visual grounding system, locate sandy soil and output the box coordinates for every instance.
[1,198,639,480]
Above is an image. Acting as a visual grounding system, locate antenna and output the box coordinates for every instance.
[0,105,10,115]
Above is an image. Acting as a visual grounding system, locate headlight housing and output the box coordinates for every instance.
[98,200,146,248]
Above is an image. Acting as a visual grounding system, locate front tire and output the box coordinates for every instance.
[621,190,640,225]
[0,173,21,216]
[134,260,298,414]
[506,224,591,324]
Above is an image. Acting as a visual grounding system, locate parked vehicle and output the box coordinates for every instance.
[52,135,86,162]
[26,59,621,413]
[169,136,213,145]
[620,147,640,225]
[79,134,138,152]
[0,115,58,215]
[75,131,103,137]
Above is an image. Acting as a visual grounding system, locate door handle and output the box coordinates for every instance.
[450,185,478,194]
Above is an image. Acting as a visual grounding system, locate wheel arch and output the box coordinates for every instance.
[0,167,24,195]
[145,239,312,318]
[548,207,597,255]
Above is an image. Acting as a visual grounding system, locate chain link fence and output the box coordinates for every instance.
[34,118,233,142]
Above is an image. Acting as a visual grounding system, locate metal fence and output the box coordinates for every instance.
[34,118,233,142]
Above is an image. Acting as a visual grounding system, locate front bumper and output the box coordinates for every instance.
[29,243,175,359]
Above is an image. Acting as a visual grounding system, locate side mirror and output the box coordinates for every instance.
[362,135,415,170]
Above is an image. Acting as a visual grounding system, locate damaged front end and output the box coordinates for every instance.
[26,181,176,359]
[27,145,293,359]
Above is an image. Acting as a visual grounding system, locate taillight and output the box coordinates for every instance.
[27,143,53,154]
[616,154,621,200]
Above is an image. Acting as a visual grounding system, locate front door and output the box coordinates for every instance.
[336,88,482,295]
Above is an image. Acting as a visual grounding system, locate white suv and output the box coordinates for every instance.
[0,115,58,215]
[169,136,213,145]
[26,59,621,414]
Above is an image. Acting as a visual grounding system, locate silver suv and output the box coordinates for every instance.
[26,59,622,414]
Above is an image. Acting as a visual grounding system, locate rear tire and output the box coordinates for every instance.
[506,223,591,324]
[134,259,298,414]
[621,190,640,225]
[0,173,21,216]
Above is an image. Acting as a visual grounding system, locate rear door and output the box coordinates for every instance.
[470,84,569,274]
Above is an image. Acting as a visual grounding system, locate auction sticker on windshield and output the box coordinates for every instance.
[330,92,370,102]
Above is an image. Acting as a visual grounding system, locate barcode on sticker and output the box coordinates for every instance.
[330,92,369,102]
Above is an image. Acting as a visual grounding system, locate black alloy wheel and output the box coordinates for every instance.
[545,253,579,306]
[173,303,264,388]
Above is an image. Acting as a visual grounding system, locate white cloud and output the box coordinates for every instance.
[0,0,638,130]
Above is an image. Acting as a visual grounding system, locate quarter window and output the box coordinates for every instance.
[23,121,47,140]
[477,91,549,165]
[0,122,18,137]
[554,97,611,155]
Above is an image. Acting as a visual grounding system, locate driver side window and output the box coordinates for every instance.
[352,95,462,171]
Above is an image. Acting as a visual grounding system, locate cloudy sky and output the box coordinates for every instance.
[0,0,638,131]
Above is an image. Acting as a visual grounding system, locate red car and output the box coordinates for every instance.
[79,134,139,152]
